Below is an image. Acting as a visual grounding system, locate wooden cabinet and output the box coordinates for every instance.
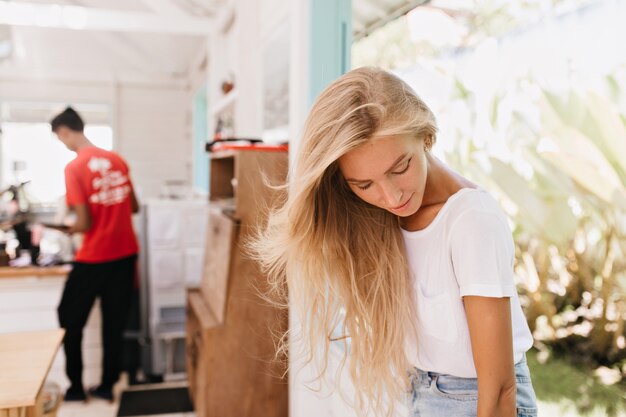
[208,148,288,224]
[187,149,288,417]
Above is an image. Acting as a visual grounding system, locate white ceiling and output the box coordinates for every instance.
[0,0,220,84]
[0,0,427,85]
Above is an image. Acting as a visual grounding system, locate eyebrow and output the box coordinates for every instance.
[344,153,409,183]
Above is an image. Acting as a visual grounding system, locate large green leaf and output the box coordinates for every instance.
[488,158,577,246]
[542,91,626,185]
[583,92,626,182]
[538,126,626,209]
[541,150,626,209]
[523,144,615,223]
[520,148,577,199]
[543,91,587,130]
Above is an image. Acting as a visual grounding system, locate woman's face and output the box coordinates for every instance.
[338,134,428,217]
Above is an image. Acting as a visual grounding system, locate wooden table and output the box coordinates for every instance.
[0,329,65,417]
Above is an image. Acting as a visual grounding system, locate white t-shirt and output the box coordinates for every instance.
[402,187,533,378]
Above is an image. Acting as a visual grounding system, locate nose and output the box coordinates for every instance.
[379,181,403,208]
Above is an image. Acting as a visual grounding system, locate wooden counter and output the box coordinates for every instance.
[0,266,70,279]
[0,329,64,417]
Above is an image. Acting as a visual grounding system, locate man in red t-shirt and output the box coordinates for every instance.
[51,107,139,402]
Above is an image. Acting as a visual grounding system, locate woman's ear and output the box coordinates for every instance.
[423,134,434,151]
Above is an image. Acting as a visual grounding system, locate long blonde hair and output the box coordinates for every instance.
[249,67,437,414]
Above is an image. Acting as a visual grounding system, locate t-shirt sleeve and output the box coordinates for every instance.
[449,209,516,298]
[65,165,87,206]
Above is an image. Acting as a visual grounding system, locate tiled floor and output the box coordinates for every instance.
[57,399,117,417]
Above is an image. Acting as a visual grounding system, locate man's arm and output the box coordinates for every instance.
[67,204,91,234]
[64,165,90,233]
[464,296,517,417]
[130,188,140,214]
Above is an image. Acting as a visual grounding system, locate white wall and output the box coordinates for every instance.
[115,84,192,199]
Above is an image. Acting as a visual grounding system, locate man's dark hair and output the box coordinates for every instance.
[50,107,84,133]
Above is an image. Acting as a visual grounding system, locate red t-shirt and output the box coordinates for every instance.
[65,147,139,263]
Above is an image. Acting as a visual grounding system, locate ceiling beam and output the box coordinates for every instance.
[139,0,189,17]
[0,65,189,87]
[173,0,218,16]
[91,32,179,74]
[61,0,181,74]
[0,1,212,35]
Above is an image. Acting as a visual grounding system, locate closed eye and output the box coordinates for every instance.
[391,157,412,175]
[357,183,372,190]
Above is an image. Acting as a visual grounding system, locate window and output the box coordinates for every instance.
[0,122,113,205]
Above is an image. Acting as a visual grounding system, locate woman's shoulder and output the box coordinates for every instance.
[447,187,503,215]
[445,187,512,239]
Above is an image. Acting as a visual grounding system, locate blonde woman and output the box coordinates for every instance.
[251,67,537,417]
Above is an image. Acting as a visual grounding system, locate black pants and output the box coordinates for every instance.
[58,255,137,390]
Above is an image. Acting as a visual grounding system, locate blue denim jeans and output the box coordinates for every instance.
[407,356,537,416]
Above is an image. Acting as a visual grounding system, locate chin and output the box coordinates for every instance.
[382,201,418,217]
[395,211,414,218]
[394,206,420,217]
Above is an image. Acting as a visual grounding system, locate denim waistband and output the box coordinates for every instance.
[409,353,529,386]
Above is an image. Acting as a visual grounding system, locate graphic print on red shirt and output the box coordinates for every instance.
[65,147,139,263]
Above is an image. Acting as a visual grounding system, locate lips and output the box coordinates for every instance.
[391,196,411,211]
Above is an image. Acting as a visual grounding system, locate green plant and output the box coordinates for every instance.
[527,348,626,416]
[446,82,626,414]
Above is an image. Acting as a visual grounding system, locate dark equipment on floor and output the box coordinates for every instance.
[116,386,194,416]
